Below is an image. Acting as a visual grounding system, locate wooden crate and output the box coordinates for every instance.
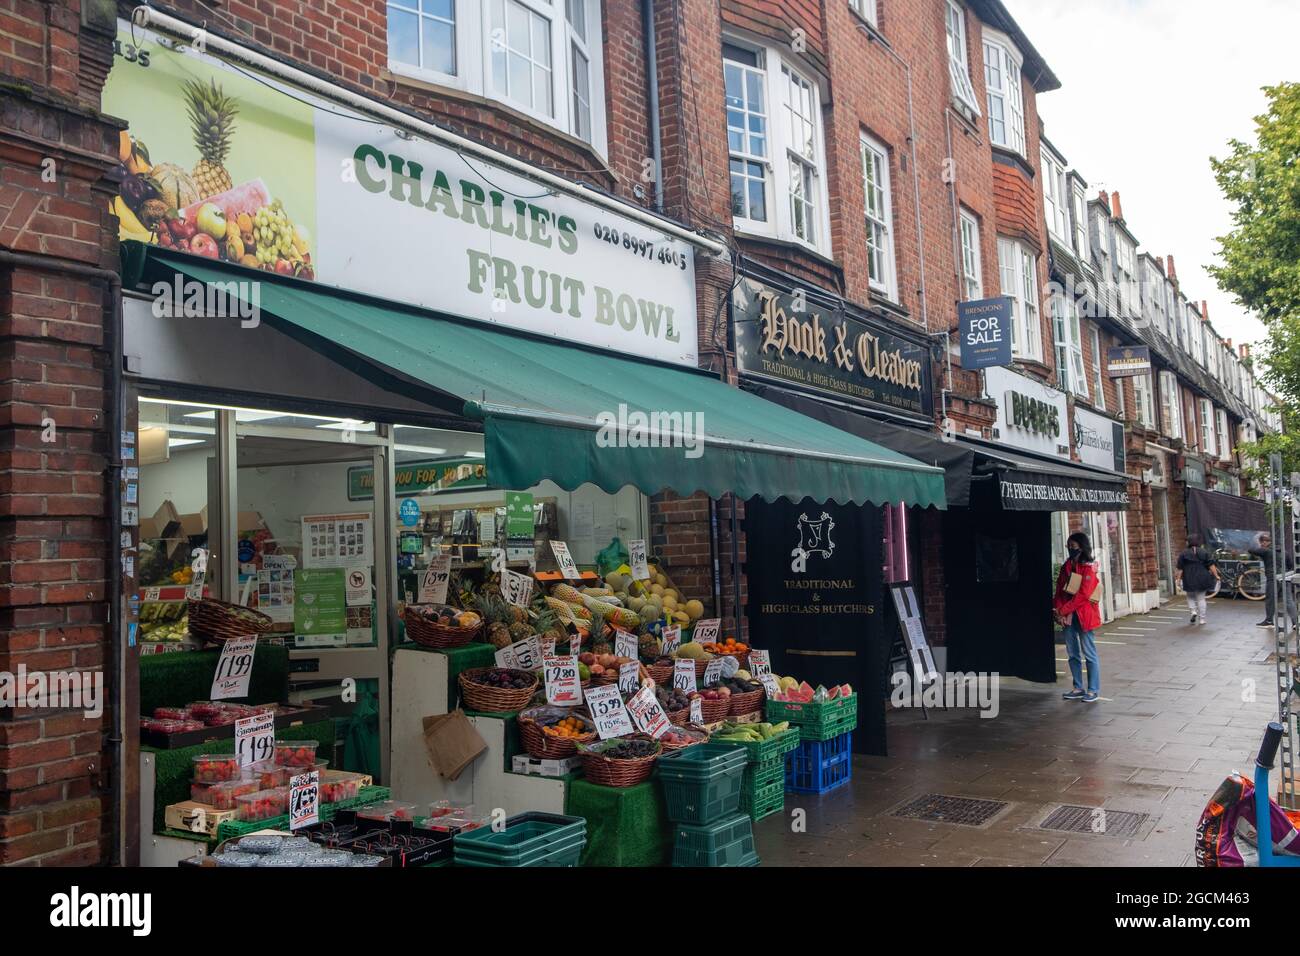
[165,800,237,838]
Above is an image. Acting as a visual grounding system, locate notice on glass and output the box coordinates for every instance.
[584,684,634,739]
[302,512,373,570]
[417,554,451,605]
[210,635,257,701]
[628,539,649,581]
[295,568,348,645]
[257,554,297,624]
[627,684,670,739]
[544,654,582,707]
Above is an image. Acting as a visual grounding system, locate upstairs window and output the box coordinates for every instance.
[1041,150,1069,241]
[1199,398,1216,457]
[1216,408,1230,461]
[984,33,1025,154]
[945,2,981,117]
[861,133,896,298]
[1090,327,1107,412]
[724,44,770,228]
[850,0,878,28]
[1051,291,1087,398]
[1159,370,1182,440]
[1133,373,1156,429]
[1071,183,1088,259]
[998,237,1042,362]
[959,209,983,300]
[387,0,607,152]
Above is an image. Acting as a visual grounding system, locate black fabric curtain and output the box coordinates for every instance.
[1186,487,1268,542]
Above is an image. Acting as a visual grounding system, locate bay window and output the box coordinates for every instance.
[945,2,981,117]
[984,33,1025,154]
[861,133,896,297]
[386,0,607,152]
[997,237,1042,362]
[959,209,982,300]
[724,41,830,254]
[1051,291,1086,397]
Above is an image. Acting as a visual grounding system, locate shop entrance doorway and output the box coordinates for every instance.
[1153,489,1174,600]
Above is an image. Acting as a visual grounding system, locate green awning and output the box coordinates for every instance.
[146,251,946,507]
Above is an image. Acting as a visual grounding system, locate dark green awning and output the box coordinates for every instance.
[147,251,946,507]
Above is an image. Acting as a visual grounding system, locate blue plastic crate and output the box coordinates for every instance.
[784,732,852,794]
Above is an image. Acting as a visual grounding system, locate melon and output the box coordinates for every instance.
[840,683,853,697]
[180,178,271,222]
[828,685,841,700]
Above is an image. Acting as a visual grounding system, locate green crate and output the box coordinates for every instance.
[740,779,784,822]
[765,695,857,741]
[713,727,800,764]
[671,813,757,867]
[742,757,785,793]
[453,812,586,863]
[455,829,587,867]
[214,785,390,841]
[656,745,748,825]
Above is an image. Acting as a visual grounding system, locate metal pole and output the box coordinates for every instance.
[1268,453,1295,809]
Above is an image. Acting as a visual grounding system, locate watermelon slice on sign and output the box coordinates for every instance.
[180,178,271,222]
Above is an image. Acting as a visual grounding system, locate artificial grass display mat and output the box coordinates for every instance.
[139,643,289,716]
[564,778,671,867]
[145,720,334,835]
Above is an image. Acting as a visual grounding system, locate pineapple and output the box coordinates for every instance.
[473,591,513,649]
[184,79,238,197]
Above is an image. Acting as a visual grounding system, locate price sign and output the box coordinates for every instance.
[749,649,772,677]
[544,654,582,706]
[628,539,649,581]
[614,629,639,659]
[143,587,162,602]
[627,684,670,739]
[673,659,697,693]
[618,660,640,695]
[494,645,519,668]
[542,637,557,658]
[186,547,208,600]
[417,554,451,605]
[692,618,721,645]
[569,629,582,655]
[760,674,782,698]
[584,684,634,739]
[511,635,543,671]
[210,635,257,700]
[549,540,581,580]
[234,711,275,768]
[703,658,725,687]
[501,568,534,608]
[689,696,704,725]
[289,770,320,830]
[661,625,682,656]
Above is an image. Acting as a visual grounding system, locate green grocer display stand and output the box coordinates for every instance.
[565,778,672,867]
[396,637,496,708]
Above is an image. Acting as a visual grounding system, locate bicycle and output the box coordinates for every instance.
[1208,554,1266,601]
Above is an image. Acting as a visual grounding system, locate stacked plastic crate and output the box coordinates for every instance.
[657,745,758,867]
[767,695,857,794]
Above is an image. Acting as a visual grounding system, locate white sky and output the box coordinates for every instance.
[1008,0,1298,349]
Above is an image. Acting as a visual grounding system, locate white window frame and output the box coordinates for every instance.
[1114,234,1136,320]
[724,44,773,235]
[860,132,896,298]
[1133,373,1156,428]
[1071,183,1088,260]
[1199,398,1216,458]
[1159,370,1182,440]
[997,237,1042,362]
[1041,149,1069,242]
[1089,326,1106,411]
[1215,408,1230,462]
[386,0,608,154]
[945,2,981,117]
[1145,262,1167,337]
[1207,333,1220,380]
[983,31,1025,155]
[959,208,983,300]
[850,0,878,28]
[1051,291,1086,398]
[724,39,832,255]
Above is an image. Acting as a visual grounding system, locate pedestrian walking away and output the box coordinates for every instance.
[1249,531,1296,629]
[1176,533,1219,626]
[1054,532,1103,702]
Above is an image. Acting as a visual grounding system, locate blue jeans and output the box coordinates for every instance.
[1062,619,1100,695]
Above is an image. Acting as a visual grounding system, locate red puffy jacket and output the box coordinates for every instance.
[1054,558,1102,632]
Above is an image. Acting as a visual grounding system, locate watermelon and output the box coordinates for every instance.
[797,681,814,701]
[828,685,841,700]
[840,684,853,698]
[180,178,271,222]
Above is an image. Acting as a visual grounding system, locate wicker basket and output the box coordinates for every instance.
[667,706,691,727]
[577,737,661,787]
[728,688,765,715]
[646,661,674,686]
[187,598,272,645]
[404,606,482,649]
[659,724,709,754]
[668,658,713,680]
[518,707,596,759]
[458,668,539,712]
[700,697,731,723]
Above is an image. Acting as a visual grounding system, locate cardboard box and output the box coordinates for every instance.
[511,754,581,778]
[178,511,207,537]
[152,500,181,540]
[165,800,237,837]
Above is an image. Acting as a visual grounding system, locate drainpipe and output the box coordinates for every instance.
[0,250,125,866]
[642,0,664,212]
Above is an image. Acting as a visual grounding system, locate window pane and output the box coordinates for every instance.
[509,53,531,105]
[565,0,586,41]
[571,43,591,141]
[422,17,456,74]
[388,6,420,65]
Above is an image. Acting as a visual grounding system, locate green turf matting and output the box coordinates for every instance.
[564,777,671,868]
[145,720,334,835]
[139,643,289,716]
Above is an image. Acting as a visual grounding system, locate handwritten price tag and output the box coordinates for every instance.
[618,660,640,695]
[501,568,534,608]
[628,539,649,581]
[494,645,519,668]
[748,649,772,677]
[760,673,782,698]
[550,540,581,580]
[210,636,257,701]
[234,711,275,768]
[584,684,634,739]
[689,696,704,725]
[692,618,721,645]
[289,770,320,830]
[660,625,682,656]
[544,654,582,706]
[673,659,697,693]
[703,658,725,687]
[418,554,451,605]
[627,684,670,739]
[511,635,543,671]
[614,629,638,659]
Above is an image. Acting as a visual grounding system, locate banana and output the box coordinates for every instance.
[112,196,152,241]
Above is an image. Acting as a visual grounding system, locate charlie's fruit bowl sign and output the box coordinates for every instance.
[105,21,699,367]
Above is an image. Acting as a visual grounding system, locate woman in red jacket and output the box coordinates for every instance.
[1054,532,1102,702]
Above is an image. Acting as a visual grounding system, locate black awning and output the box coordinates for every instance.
[1187,486,1267,541]
[971,445,1132,511]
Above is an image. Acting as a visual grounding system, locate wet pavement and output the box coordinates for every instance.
[757,598,1284,866]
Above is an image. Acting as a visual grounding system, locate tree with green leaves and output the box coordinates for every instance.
[1210,82,1300,480]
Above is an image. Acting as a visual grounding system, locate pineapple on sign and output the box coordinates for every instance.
[184,78,238,198]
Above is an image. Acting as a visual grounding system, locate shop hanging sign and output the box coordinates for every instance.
[1106,345,1151,378]
[210,635,257,701]
[585,684,635,739]
[347,458,488,502]
[958,297,1014,370]
[105,21,699,367]
[731,277,932,417]
[1072,406,1126,474]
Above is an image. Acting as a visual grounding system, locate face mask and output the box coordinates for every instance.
[1068,547,1081,558]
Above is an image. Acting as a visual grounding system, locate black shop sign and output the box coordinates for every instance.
[732,277,932,418]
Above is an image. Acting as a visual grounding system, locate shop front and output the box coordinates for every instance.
[109,21,948,863]
[1072,405,1133,621]
[1145,445,1177,600]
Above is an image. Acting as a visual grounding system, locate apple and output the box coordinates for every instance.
[273,259,294,276]
[170,218,197,241]
[579,653,595,666]
[195,202,227,239]
[189,233,219,259]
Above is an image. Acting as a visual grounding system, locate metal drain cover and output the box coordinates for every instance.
[1039,805,1148,837]
[890,793,1009,828]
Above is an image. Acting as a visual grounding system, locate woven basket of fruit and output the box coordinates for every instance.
[658,724,709,754]
[187,598,272,645]
[518,706,596,759]
[646,659,674,686]
[655,686,691,725]
[404,605,482,649]
[698,696,731,723]
[458,668,539,712]
[577,736,661,787]
[702,640,749,670]
[726,681,766,716]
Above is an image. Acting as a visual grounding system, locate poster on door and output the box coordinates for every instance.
[302,513,374,569]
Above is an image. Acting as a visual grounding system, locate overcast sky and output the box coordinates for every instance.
[1009,0,1297,350]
